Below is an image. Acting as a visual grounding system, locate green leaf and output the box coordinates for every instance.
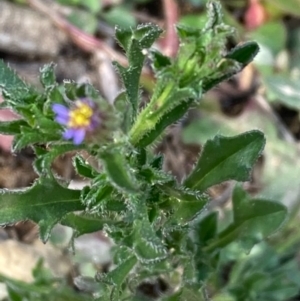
[113,60,142,122]
[115,27,132,52]
[97,255,137,287]
[130,84,196,147]
[68,10,98,34]
[263,75,300,110]
[226,41,259,65]
[265,0,300,17]
[129,11,250,146]
[13,130,60,152]
[114,91,132,134]
[0,177,84,242]
[248,22,286,56]
[176,24,201,39]
[133,220,167,264]
[0,60,35,104]
[114,24,162,120]
[82,0,101,13]
[172,198,208,224]
[34,144,83,174]
[100,148,138,193]
[32,258,53,285]
[102,6,135,29]
[202,60,241,92]
[1,273,94,301]
[179,14,208,31]
[61,213,115,237]
[0,120,28,135]
[81,175,116,211]
[73,155,95,179]
[64,81,99,101]
[205,185,287,252]
[184,130,266,191]
[30,104,62,130]
[139,166,172,185]
[205,0,224,30]
[135,24,163,49]
[133,97,195,147]
[178,285,206,301]
[129,3,258,147]
[40,63,56,88]
[150,49,172,72]
[159,183,208,224]
[191,212,218,246]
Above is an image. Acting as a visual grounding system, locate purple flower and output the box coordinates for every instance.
[52,99,100,145]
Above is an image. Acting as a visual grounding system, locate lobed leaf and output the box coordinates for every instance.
[114,91,132,133]
[34,144,84,175]
[133,220,167,264]
[205,185,287,252]
[12,130,60,152]
[40,63,56,88]
[115,27,132,52]
[0,177,84,242]
[184,130,266,191]
[205,0,224,30]
[0,120,28,135]
[1,274,94,301]
[114,24,162,121]
[61,213,119,237]
[0,60,36,105]
[129,5,258,147]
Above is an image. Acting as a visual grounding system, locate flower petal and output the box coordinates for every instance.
[72,128,86,145]
[88,117,100,131]
[52,104,70,118]
[63,128,75,140]
[55,115,69,125]
[80,98,95,108]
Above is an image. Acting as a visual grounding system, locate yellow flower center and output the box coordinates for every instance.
[68,101,93,128]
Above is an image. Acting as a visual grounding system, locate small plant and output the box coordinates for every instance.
[0,2,287,300]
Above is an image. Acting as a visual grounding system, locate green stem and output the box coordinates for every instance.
[129,82,175,146]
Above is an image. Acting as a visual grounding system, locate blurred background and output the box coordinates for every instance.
[0,0,300,300]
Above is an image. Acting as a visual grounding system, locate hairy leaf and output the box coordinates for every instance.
[97,255,137,287]
[13,130,60,152]
[0,120,28,135]
[133,220,167,264]
[205,185,287,252]
[40,63,56,88]
[159,183,208,224]
[0,177,84,242]
[61,213,121,237]
[0,60,35,104]
[130,85,196,147]
[100,148,138,193]
[226,41,260,65]
[114,24,162,120]
[34,144,84,175]
[73,156,95,179]
[191,212,218,246]
[184,130,266,191]
[1,274,94,301]
[177,285,206,301]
